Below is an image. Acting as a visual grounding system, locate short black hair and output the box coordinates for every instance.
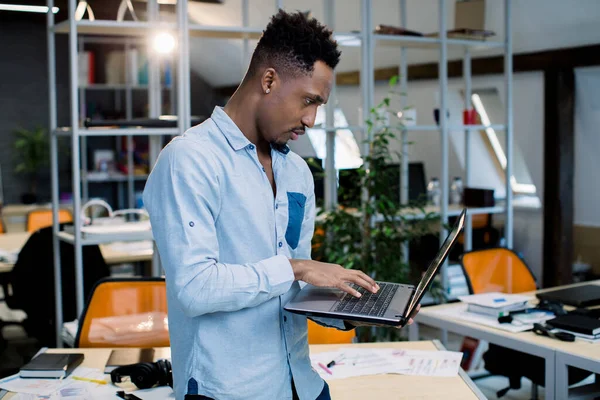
[248,10,341,79]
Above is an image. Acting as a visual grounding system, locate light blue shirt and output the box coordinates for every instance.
[143,106,348,400]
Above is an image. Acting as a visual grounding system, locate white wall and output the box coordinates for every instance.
[574,66,600,228]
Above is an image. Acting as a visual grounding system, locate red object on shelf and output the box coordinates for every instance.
[88,51,95,84]
[463,108,477,125]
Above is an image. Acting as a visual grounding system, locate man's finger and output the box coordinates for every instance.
[347,274,378,294]
[338,282,362,298]
[353,270,378,290]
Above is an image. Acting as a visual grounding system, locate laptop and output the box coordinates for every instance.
[536,284,600,308]
[284,209,466,327]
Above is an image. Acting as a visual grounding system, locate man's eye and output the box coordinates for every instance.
[305,98,314,105]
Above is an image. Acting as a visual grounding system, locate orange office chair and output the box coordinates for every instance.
[75,277,169,348]
[307,319,355,344]
[26,209,72,232]
[460,248,537,294]
[460,248,590,398]
[0,218,5,234]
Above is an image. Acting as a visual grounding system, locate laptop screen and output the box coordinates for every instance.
[406,209,466,315]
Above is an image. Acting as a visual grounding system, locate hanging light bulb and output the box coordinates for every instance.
[153,33,176,55]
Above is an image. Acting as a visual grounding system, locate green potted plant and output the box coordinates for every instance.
[13,125,50,204]
[312,76,444,342]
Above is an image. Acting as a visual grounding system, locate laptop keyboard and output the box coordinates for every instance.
[332,282,399,318]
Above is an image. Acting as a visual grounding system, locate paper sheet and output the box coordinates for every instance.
[0,374,67,396]
[0,367,111,398]
[310,347,463,381]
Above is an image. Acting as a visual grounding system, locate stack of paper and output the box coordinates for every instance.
[458,292,532,317]
[309,347,463,381]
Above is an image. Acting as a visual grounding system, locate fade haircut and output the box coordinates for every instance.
[247,10,341,80]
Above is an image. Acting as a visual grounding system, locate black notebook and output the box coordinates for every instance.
[546,314,600,336]
[20,353,84,379]
[104,348,155,373]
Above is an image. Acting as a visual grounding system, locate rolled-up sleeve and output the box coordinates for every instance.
[143,141,294,318]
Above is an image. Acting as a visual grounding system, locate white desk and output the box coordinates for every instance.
[410,280,600,400]
[3,341,485,400]
[554,333,600,399]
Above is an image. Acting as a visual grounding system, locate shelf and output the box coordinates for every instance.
[79,84,172,90]
[401,124,505,132]
[399,205,506,221]
[84,173,148,183]
[58,230,153,246]
[189,24,263,39]
[374,34,504,50]
[54,127,179,137]
[333,32,362,47]
[52,19,177,36]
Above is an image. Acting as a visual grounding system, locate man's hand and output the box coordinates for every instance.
[290,259,379,297]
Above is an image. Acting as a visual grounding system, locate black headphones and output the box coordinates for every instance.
[110,359,173,390]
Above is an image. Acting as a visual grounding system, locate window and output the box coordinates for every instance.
[470,88,537,196]
[306,107,363,170]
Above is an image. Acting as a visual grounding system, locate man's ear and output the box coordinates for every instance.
[261,67,278,94]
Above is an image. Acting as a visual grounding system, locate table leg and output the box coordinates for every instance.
[408,321,419,341]
[441,328,448,347]
[547,351,559,400]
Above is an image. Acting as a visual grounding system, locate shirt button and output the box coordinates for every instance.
[262,167,266,172]
[248,144,254,150]
[284,316,287,322]
[278,242,283,248]
[275,204,278,209]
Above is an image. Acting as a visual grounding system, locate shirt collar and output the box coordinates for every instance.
[211,106,290,156]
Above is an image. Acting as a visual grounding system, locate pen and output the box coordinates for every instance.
[72,376,107,385]
[318,362,333,375]
[326,355,345,368]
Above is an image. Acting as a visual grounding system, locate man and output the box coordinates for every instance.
[144,10,416,400]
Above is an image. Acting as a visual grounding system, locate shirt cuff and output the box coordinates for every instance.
[260,255,295,295]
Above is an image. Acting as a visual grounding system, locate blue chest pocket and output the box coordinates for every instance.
[285,192,306,250]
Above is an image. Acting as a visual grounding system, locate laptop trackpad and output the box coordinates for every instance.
[291,285,344,312]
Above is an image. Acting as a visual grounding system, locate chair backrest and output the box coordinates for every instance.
[9,225,110,347]
[0,217,5,234]
[26,209,72,232]
[307,319,355,344]
[460,248,537,294]
[76,277,169,348]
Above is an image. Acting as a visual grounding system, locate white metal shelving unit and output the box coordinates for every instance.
[47,0,189,347]
[360,0,513,293]
[46,0,513,346]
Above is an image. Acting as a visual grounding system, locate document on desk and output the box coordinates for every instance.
[0,367,112,398]
[310,348,462,380]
